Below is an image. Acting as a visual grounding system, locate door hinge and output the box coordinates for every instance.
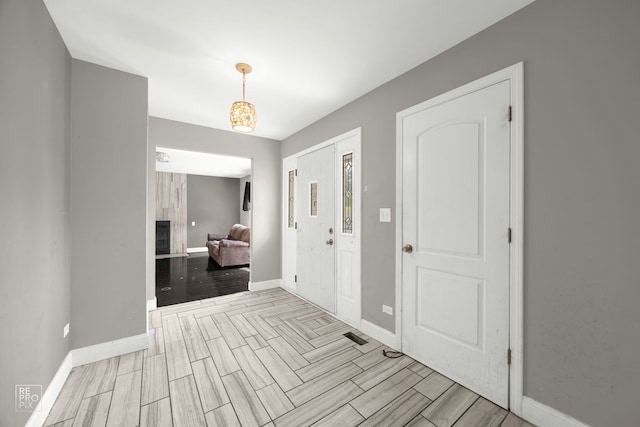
[507,348,512,365]
[295,169,297,176]
[508,106,513,122]
[295,222,297,229]
[294,275,297,283]
[508,227,512,243]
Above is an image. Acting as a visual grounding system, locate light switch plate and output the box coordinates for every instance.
[382,305,393,315]
[379,208,391,222]
[63,323,69,338]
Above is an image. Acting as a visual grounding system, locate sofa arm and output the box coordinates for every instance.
[219,239,249,248]
[208,233,228,241]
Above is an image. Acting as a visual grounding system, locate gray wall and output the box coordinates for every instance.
[0,0,71,425]
[281,0,640,425]
[239,175,252,229]
[70,60,148,348]
[187,174,240,248]
[149,118,281,283]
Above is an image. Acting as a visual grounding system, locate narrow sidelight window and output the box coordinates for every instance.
[342,152,353,234]
[288,170,295,228]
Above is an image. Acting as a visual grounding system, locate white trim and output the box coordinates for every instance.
[147,297,157,311]
[360,319,398,350]
[395,62,524,413]
[25,332,150,426]
[249,279,282,291]
[187,247,208,253]
[522,397,591,427]
[72,333,149,367]
[282,127,363,328]
[509,61,525,416]
[25,352,72,427]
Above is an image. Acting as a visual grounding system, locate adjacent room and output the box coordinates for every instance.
[154,148,253,306]
[2,1,639,427]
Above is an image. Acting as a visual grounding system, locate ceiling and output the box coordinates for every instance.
[155,148,251,178]
[44,0,535,140]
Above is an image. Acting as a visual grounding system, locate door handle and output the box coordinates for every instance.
[402,244,413,253]
[326,239,334,245]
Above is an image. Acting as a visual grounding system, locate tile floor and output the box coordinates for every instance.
[44,288,535,427]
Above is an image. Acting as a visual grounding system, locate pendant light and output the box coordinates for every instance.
[230,63,256,133]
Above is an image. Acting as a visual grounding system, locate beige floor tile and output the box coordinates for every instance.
[106,370,142,427]
[256,383,295,419]
[357,389,431,427]
[351,368,423,418]
[268,336,309,370]
[72,391,112,427]
[206,336,241,376]
[286,362,362,406]
[117,350,143,376]
[421,384,478,427]
[140,397,172,427]
[165,339,193,380]
[413,372,455,401]
[169,375,206,427]
[221,371,270,427]
[141,353,169,405]
[180,315,211,361]
[45,289,533,427]
[274,380,363,427]
[205,403,241,427]
[191,357,229,412]
[454,397,508,427]
[312,404,364,427]
[232,345,275,390]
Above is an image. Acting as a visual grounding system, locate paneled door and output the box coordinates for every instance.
[296,145,336,313]
[400,80,511,407]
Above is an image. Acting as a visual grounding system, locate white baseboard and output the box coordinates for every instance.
[187,247,208,253]
[25,332,149,426]
[360,319,398,350]
[249,279,282,291]
[522,396,590,427]
[147,297,157,311]
[25,352,72,427]
[71,333,149,367]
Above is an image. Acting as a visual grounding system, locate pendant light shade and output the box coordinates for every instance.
[230,63,256,133]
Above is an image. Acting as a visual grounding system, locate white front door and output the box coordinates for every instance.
[400,80,511,407]
[296,145,336,313]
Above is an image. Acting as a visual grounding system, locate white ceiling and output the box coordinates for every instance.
[155,148,251,178]
[44,0,534,140]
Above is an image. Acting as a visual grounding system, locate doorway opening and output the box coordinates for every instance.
[154,147,253,306]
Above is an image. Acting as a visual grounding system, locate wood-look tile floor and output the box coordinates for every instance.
[45,288,536,427]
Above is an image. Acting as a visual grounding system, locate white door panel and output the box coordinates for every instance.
[401,81,511,407]
[297,145,335,313]
[335,134,361,327]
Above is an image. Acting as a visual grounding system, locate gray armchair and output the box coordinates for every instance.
[206,224,250,267]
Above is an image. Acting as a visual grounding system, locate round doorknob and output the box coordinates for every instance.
[326,239,334,245]
[402,244,413,253]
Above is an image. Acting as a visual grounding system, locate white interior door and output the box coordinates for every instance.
[297,145,335,313]
[401,80,511,407]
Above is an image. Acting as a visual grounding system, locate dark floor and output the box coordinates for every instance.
[155,252,249,306]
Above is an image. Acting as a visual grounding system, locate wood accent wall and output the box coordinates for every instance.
[156,172,187,254]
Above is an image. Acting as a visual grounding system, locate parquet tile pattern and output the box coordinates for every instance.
[44,288,535,427]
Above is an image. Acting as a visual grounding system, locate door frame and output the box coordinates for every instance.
[282,127,362,326]
[394,63,524,414]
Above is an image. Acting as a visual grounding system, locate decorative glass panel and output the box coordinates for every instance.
[310,182,318,217]
[342,152,353,233]
[288,170,295,228]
